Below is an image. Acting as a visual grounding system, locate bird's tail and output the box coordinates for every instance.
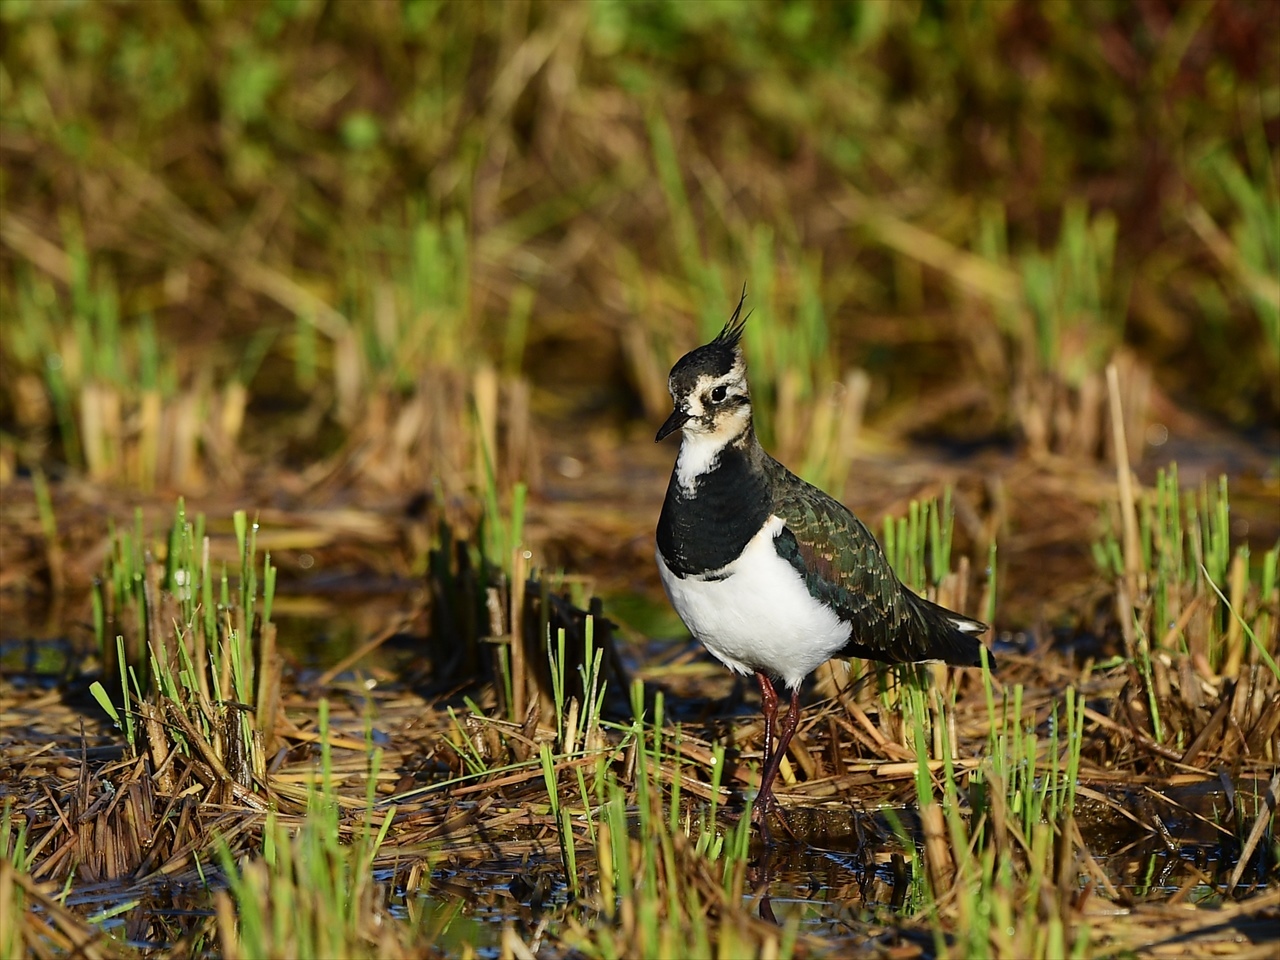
[912,594,993,669]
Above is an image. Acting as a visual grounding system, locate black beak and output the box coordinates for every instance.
[655,407,690,442]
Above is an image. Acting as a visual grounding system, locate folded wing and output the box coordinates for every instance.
[768,464,989,668]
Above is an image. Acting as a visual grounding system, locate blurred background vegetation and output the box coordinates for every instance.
[1,0,1276,582]
[5,7,1279,954]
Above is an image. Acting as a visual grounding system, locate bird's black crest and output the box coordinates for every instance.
[713,285,750,351]
[669,286,752,385]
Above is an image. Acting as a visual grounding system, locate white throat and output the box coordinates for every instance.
[675,431,724,495]
[673,404,752,496]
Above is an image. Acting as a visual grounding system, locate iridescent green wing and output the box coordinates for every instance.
[767,460,984,665]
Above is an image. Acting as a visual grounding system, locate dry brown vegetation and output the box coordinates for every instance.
[2,1,1278,957]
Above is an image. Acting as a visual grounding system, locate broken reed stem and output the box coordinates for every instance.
[255,621,280,757]
[511,546,527,723]
[474,365,499,492]
[1222,552,1248,679]
[1226,770,1280,894]
[1106,363,1141,587]
[919,801,954,897]
[1108,362,1143,657]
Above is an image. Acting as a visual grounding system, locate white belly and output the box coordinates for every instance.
[656,515,852,690]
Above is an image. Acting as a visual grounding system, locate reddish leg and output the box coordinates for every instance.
[753,671,779,820]
[751,673,802,840]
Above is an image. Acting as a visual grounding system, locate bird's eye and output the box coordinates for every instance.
[710,385,728,403]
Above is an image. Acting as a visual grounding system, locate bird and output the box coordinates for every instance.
[654,289,992,835]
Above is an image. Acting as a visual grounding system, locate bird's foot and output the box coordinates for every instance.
[750,794,799,845]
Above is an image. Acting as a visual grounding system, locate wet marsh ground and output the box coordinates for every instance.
[3,2,1280,957]
[3,434,1277,957]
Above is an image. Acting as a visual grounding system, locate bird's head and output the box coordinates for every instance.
[656,288,753,445]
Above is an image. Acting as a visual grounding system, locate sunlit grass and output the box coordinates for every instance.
[1,803,33,960]
[6,471,1277,956]
[2,1,1278,956]
[88,500,279,792]
[215,703,403,960]
[1094,466,1280,678]
[550,682,794,959]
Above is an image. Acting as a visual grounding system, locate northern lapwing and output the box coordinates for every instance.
[655,290,991,834]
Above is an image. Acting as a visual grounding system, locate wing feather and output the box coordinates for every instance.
[766,459,988,667]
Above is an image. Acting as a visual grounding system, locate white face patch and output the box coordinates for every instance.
[670,362,752,495]
[667,357,748,418]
